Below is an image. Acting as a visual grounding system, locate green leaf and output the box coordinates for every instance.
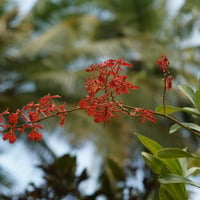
[135,133,162,155]
[155,105,200,116]
[196,79,200,110]
[178,84,197,108]
[157,148,198,159]
[181,107,200,116]
[159,184,176,200]
[185,167,200,177]
[169,124,181,134]
[161,159,184,175]
[159,174,200,188]
[169,123,200,134]
[141,152,164,174]
[159,184,188,200]
[155,105,182,114]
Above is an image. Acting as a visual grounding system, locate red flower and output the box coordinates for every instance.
[85,78,104,96]
[3,130,17,143]
[28,111,40,122]
[109,75,138,94]
[38,94,61,106]
[78,98,90,109]
[166,75,173,90]
[132,108,157,123]
[93,105,120,123]
[79,58,139,123]
[28,129,42,141]
[157,53,170,73]
[116,58,132,67]
[8,112,20,125]
[0,93,69,143]
[22,102,40,110]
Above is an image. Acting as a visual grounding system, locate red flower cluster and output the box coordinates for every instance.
[0,94,67,143]
[79,58,139,123]
[157,53,173,90]
[0,57,162,143]
[131,108,157,123]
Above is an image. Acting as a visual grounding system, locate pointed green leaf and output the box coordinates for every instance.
[161,159,184,175]
[169,124,181,134]
[159,184,176,200]
[155,105,182,114]
[196,79,200,110]
[155,106,200,116]
[135,133,162,155]
[185,167,200,177]
[181,107,200,116]
[178,84,197,107]
[157,148,197,159]
[169,123,200,134]
[141,152,164,174]
[159,184,188,200]
[159,174,200,188]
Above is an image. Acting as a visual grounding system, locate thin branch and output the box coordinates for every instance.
[162,77,167,114]
[154,111,200,137]
[121,104,200,137]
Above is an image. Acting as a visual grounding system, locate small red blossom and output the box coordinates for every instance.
[85,78,104,96]
[157,53,170,73]
[58,113,67,126]
[3,130,17,143]
[28,111,40,122]
[79,95,121,123]
[131,108,157,123]
[22,102,40,110]
[38,94,61,106]
[78,98,90,109]
[166,75,173,90]
[8,111,20,125]
[28,129,42,141]
[157,53,173,93]
[57,102,67,112]
[109,75,138,94]
[116,58,133,67]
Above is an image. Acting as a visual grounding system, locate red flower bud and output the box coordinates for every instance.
[166,75,173,90]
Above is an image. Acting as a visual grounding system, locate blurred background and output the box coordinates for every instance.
[0,0,200,199]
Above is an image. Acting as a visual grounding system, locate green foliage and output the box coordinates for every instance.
[156,82,200,137]
[178,83,200,110]
[157,148,199,159]
[136,133,200,200]
[159,174,200,188]
[155,105,200,117]
[170,123,200,134]
[156,82,200,116]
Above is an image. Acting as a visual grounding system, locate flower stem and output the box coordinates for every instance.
[121,104,200,137]
[162,77,167,114]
